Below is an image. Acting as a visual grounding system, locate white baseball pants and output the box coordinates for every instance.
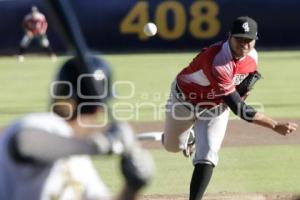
[163,81,229,166]
[20,34,50,48]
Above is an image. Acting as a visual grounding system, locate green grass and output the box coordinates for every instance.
[210,145,300,193]
[247,51,300,118]
[0,51,299,126]
[94,145,300,194]
[1,53,300,194]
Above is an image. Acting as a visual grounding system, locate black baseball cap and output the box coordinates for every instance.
[230,16,258,40]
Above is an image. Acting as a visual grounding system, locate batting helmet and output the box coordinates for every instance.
[51,55,112,112]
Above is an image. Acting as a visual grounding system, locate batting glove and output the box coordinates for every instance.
[121,147,155,191]
[104,121,139,155]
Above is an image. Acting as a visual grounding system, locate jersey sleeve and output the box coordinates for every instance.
[23,16,31,31]
[211,65,235,96]
[41,19,48,33]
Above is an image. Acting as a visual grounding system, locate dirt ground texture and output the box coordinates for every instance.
[131,119,300,148]
[141,193,300,200]
[131,119,300,200]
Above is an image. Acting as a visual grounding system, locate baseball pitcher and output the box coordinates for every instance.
[162,16,297,200]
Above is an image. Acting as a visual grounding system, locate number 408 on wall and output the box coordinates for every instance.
[120,1,220,40]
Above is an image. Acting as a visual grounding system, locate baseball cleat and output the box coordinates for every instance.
[17,55,24,62]
[50,54,57,62]
[182,128,195,158]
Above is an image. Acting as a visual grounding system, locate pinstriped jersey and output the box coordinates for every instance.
[176,40,258,108]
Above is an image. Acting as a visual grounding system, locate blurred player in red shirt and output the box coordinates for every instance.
[17,6,56,62]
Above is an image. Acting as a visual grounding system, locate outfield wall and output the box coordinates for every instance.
[1,0,299,54]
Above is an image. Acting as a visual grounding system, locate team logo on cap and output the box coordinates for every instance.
[242,22,250,32]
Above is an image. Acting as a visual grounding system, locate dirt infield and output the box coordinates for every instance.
[132,119,300,200]
[131,119,300,149]
[142,193,300,200]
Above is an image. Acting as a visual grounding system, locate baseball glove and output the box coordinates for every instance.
[236,71,262,97]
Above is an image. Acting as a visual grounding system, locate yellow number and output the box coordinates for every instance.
[155,1,186,40]
[120,2,149,40]
[120,1,221,40]
[189,1,220,39]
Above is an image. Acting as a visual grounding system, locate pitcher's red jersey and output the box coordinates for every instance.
[176,40,257,108]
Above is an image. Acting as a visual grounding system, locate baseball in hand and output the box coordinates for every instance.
[143,22,157,37]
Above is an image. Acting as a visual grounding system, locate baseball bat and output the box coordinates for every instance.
[44,0,88,62]
[44,0,115,122]
[44,0,101,91]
